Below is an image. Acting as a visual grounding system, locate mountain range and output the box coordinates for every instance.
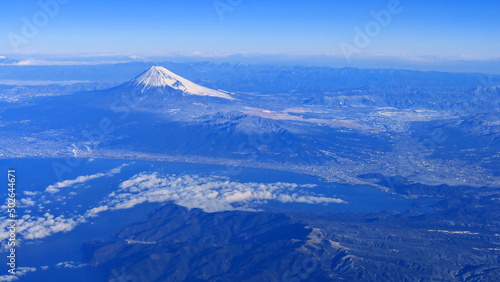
[0,64,498,188]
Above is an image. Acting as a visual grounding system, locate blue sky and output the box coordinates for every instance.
[1,0,499,70]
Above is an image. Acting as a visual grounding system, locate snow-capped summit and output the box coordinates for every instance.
[128,66,234,100]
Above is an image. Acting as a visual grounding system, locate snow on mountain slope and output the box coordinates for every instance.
[128,66,234,100]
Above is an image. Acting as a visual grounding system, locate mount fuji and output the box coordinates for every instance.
[123,66,234,100]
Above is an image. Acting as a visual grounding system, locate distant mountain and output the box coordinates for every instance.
[122,66,234,100]
[3,62,500,88]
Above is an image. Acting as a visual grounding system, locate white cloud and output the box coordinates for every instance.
[86,205,109,217]
[0,275,17,282]
[15,213,85,240]
[20,198,35,207]
[0,267,37,282]
[45,164,127,194]
[55,261,86,269]
[0,213,86,243]
[4,171,344,242]
[95,173,346,213]
[45,173,106,193]
[15,267,36,276]
[13,60,125,66]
